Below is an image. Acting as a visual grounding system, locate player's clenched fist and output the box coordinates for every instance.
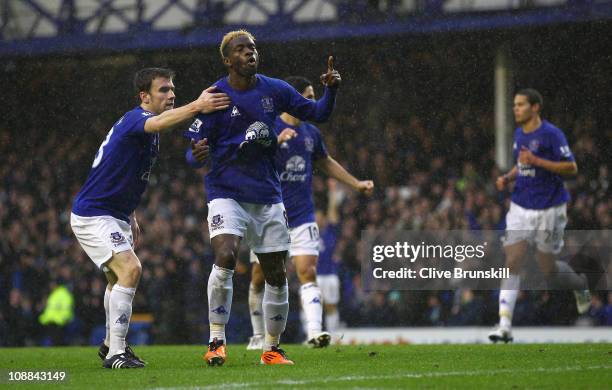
[277,128,297,144]
[518,146,538,165]
[320,56,341,88]
[191,138,209,163]
[496,176,508,191]
[357,180,374,196]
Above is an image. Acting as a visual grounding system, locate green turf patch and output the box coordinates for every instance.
[0,344,610,389]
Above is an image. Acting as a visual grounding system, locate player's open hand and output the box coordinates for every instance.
[356,180,374,196]
[320,56,341,88]
[191,138,209,163]
[519,146,538,165]
[277,128,297,144]
[197,86,231,114]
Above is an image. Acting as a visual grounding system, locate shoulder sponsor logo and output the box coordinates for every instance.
[560,145,572,157]
[189,118,203,133]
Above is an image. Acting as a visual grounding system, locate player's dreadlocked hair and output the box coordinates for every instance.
[285,76,312,95]
[517,88,544,110]
[220,29,256,59]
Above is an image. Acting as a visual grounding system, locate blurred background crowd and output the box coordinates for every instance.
[1,23,610,346]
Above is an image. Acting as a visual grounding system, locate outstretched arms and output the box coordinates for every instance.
[144,87,230,133]
[315,155,374,196]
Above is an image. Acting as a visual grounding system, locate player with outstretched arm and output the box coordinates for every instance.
[185,30,341,366]
[71,68,229,368]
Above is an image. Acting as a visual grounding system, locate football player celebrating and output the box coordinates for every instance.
[71,68,229,368]
[185,30,341,366]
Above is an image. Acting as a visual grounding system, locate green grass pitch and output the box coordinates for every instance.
[1,344,610,389]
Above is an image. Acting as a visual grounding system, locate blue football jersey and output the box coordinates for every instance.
[317,224,339,275]
[185,74,336,204]
[511,120,574,209]
[72,106,159,223]
[275,117,328,228]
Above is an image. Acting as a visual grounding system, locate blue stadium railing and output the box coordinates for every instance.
[1,1,611,59]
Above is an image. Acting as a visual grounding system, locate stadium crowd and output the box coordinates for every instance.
[1,102,609,346]
[1,35,610,346]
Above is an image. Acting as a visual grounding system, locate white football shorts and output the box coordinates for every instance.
[250,221,319,263]
[207,198,290,253]
[70,213,133,270]
[503,201,568,254]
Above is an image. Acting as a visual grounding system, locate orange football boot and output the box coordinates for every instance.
[204,338,227,366]
[260,346,294,365]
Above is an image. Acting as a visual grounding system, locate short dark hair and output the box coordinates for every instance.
[285,76,312,95]
[516,88,543,109]
[133,67,175,97]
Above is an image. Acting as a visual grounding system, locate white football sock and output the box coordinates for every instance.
[263,282,288,351]
[499,274,520,329]
[104,287,111,347]
[299,309,308,337]
[207,265,234,342]
[300,282,323,339]
[325,310,340,333]
[249,283,265,336]
[550,261,588,290]
[108,284,135,358]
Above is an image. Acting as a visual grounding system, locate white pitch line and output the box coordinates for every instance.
[147,364,611,390]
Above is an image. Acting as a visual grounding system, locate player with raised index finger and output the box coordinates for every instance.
[185,29,341,366]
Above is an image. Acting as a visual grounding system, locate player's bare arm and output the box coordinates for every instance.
[131,211,141,248]
[327,178,340,224]
[496,166,518,191]
[277,128,297,144]
[144,87,230,133]
[315,155,374,195]
[519,146,578,176]
[319,56,341,88]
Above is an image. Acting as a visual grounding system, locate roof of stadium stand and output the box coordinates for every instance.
[1,0,612,57]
